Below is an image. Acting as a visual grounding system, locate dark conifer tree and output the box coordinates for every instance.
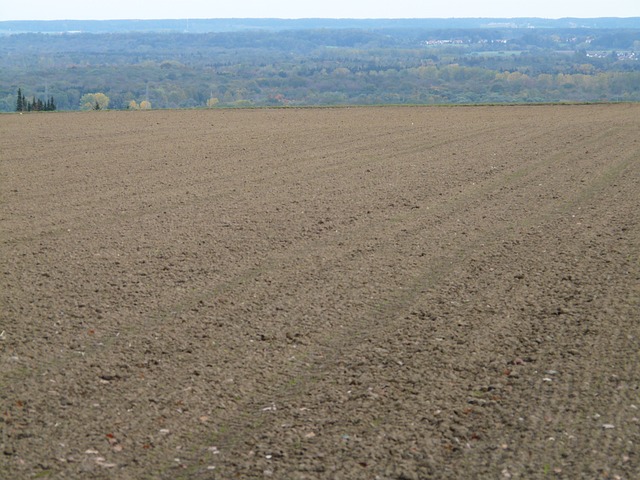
[16,92,57,112]
[16,88,23,112]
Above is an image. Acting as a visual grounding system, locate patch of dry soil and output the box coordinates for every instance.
[1,105,639,479]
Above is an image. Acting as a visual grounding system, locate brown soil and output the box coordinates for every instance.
[1,105,639,479]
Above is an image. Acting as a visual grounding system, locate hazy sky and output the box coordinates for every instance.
[2,0,638,21]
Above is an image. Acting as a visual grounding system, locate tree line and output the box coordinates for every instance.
[16,88,56,111]
[3,27,639,111]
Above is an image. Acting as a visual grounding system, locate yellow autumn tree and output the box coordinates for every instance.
[128,100,140,110]
[80,92,110,110]
[206,97,219,108]
[139,100,151,110]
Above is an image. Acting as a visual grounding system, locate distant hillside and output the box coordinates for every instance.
[1,21,639,110]
[2,17,640,34]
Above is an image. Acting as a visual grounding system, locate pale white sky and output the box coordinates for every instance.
[1,0,638,21]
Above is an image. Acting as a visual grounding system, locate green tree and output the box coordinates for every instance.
[16,88,23,112]
[45,97,56,111]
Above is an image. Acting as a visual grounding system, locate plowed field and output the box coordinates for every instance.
[1,105,639,479]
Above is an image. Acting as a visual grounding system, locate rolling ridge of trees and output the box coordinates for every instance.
[1,26,639,111]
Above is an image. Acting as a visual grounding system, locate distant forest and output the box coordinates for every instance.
[1,18,639,110]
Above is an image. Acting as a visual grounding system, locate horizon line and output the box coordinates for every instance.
[2,16,639,22]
